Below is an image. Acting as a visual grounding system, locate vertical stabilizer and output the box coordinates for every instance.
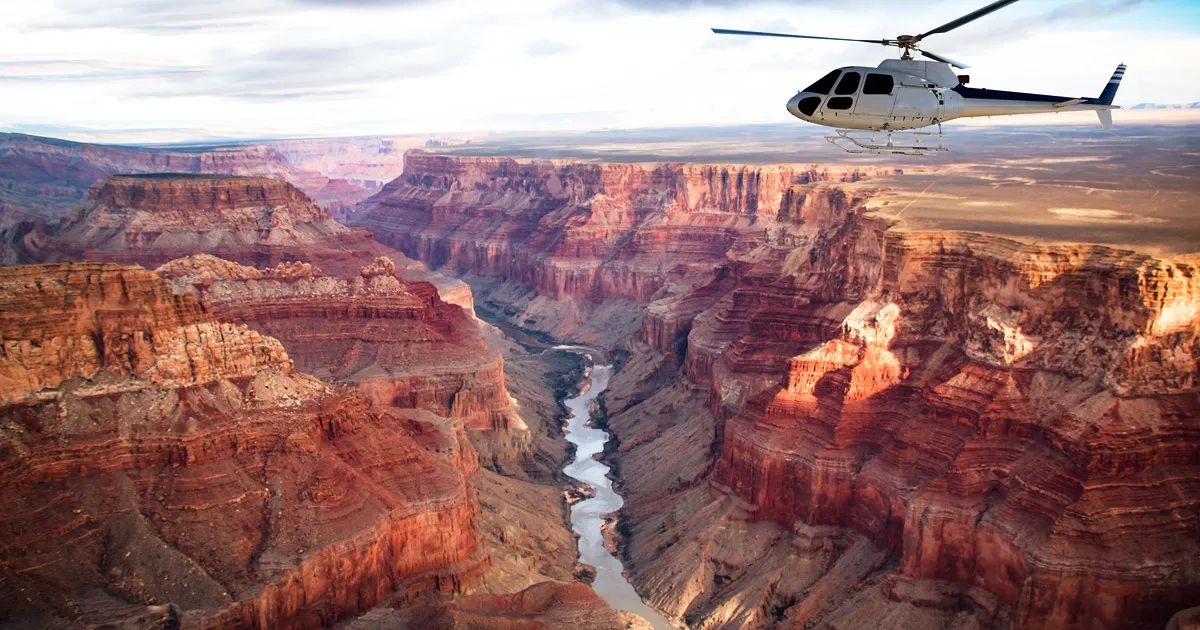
[1098,64,1126,106]
[1097,110,1113,131]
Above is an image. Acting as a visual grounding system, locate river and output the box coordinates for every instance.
[560,350,675,630]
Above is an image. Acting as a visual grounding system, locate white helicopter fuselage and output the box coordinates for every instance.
[787,59,1120,131]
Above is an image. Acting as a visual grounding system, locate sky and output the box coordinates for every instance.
[1,0,1198,143]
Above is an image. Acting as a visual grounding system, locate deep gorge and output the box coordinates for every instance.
[345,151,1200,630]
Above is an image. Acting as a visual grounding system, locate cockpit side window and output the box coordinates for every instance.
[834,72,861,96]
[863,73,894,95]
[804,70,841,95]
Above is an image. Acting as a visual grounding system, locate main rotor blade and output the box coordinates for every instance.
[918,49,970,69]
[917,0,1021,40]
[711,28,889,46]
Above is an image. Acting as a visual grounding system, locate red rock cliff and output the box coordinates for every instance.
[156,254,523,438]
[0,262,481,628]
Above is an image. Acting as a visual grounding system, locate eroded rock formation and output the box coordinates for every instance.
[156,254,525,442]
[357,152,1200,630]
[0,262,482,628]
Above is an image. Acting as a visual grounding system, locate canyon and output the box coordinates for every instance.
[0,142,1196,630]
[349,151,1200,630]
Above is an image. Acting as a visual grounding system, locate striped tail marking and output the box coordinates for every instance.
[1098,63,1126,106]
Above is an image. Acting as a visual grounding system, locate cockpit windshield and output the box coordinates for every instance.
[803,70,841,95]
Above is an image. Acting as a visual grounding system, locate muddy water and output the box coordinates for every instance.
[561,354,675,629]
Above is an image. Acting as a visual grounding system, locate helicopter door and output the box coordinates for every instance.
[855,73,897,127]
[820,71,861,123]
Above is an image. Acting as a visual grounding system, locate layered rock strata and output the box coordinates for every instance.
[155,254,523,439]
[349,151,883,346]
[357,152,1200,630]
[0,262,481,628]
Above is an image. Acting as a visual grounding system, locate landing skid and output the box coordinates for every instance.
[825,125,947,155]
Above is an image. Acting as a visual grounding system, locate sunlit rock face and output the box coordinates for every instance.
[0,262,481,629]
[705,216,1199,628]
[358,152,1200,630]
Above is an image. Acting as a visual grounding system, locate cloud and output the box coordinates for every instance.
[135,39,470,101]
[527,39,575,57]
[31,0,275,31]
[0,60,202,82]
[932,0,1149,50]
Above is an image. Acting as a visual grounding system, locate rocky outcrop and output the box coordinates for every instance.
[0,262,482,628]
[348,151,887,346]
[156,254,523,438]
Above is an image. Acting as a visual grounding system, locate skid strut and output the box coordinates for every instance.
[826,123,947,155]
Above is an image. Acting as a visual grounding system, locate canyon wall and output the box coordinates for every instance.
[348,151,882,346]
[360,152,1200,630]
[0,262,482,628]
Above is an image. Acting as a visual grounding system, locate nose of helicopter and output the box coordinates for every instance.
[787,93,802,116]
[787,92,821,119]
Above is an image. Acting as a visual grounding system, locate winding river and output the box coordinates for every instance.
[559,349,674,629]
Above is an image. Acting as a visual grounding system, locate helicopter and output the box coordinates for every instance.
[713,0,1125,155]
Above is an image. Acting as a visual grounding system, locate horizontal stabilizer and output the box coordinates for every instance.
[1097,110,1113,131]
[1053,98,1086,108]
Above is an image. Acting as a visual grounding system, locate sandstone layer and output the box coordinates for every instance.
[357,152,1200,630]
[0,262,482,628]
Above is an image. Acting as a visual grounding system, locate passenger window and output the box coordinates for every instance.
[804,70,841,95]
[863,73,894,95]
[834,72,861,96]
[826,96,853,110]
